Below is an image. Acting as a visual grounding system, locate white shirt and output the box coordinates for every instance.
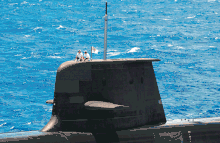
[76,52,83,61]
[84,53,90,59]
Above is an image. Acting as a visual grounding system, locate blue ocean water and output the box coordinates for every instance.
[0,0,220,133]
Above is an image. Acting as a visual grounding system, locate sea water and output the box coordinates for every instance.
[0,0,220,133]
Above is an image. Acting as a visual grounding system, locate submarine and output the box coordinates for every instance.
[1,2,220,143]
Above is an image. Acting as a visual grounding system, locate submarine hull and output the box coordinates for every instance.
[1,117,220,142]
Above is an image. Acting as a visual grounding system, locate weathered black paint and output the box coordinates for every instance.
[42,59,166,133]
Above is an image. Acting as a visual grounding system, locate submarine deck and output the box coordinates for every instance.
[58,58,160,70]
[1,116,220,142]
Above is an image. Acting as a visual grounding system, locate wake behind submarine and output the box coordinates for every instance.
[1,2,220,143]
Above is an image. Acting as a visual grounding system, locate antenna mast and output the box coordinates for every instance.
[104,2,108,60]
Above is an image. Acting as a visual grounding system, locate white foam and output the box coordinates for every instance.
[168,44,173,47]
[187,16,195,19]
[56,25,64,29]
[48,56,62,59]
[109,49,117,52]
[21,1,28,4]
[107,52,121,56]
[0,123,6,127]
[163,19,172,21]
[41,70,56,73]
[10,126,14,129]
[33,27,42,31]
[127,47,140,53]
[15,54,22,56]
[24,35,30,38]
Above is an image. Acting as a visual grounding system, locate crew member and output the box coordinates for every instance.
[75,50,83,61]
[84,50,90,61]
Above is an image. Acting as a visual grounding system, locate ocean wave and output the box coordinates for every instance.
[108,49,118,52]
[163,19,172,21]
[21,1,28,5]
[33,27,43,32]
[176,46,184,49]
[107,52,121,56]
[21,57,29,59]
[0,123,6,127]
[33,27,42,31]
[16,66,25,69]
[47,56,62,59]
[10,126,14,129]
[187,16,196,19]
[14,54,22,56]
[127,47,140,53]
[56,25,65,29]
[8,3,18,6]
[24,35,31,38]
[168,44,173,47]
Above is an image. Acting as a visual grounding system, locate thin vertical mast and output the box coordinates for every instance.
[91,46,92,61]
[104,2,107,60]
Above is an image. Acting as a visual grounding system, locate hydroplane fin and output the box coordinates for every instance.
[84,101,129,110]
[46,99,53,104]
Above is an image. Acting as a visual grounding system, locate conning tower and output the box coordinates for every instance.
[42,58,166,133]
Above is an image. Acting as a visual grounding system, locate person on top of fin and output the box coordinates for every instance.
[84,50,90,61]
[75,50,83,61]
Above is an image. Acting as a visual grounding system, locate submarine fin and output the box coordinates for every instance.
[84,101,129,110]
[46,99,54,104]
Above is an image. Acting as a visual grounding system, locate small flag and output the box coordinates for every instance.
[92,46,98,54]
